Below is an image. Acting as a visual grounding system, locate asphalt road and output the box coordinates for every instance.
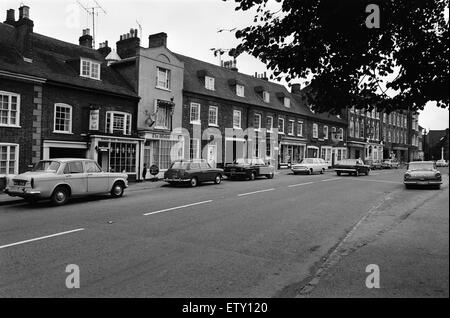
[0,167,448,297]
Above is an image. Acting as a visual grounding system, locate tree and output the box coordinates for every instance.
[227,0,449,114]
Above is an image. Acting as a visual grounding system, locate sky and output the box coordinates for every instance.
[2,0,449,131]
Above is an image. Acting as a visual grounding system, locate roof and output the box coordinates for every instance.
[0,22,137,98]
[174,53,314,118]
[42,158,95,163]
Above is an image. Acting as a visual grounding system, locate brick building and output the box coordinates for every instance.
[0,6,142,188]
[381,110,410,162]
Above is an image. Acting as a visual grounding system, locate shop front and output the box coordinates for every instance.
[279,138,306,166]
[89,135,144,181]
[142,132,182,175]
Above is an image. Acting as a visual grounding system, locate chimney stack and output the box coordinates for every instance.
[4,9,15,25]
[97,40,112,57]
[79,28,93,48]
[148,32,167,48]
[116,28,140,59]
[15,5,34,61]
[291,83,301,95]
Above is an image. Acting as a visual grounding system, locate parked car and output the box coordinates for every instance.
[163,160,223,187]
[333,159,371,176]
[224,158,275,180]
[4,159,128,205]
[291,158,328,175]
[436,159,448,167]
[365,159,383,170]
[404,161,442,189]
[382,159,400,169]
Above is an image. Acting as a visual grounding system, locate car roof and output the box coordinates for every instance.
[409,161,434,164]
[42,158,94,163]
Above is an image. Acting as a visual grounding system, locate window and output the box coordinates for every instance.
[263,91,270,103]
[360,120,365,138]
[155,103,172,130]
[190,138,200,159]
[156,67,171,90]
[0,144,18,175]
[233,110,242,129]
[85,161,102,173]
[110,142,136,173]
[205,76,215,90]
[312,123,318,138]
[266,116,273,132]
[0,91,20,127]
[208,106,218,126]
[278,118,285,134]
[288,120,294,135]
[80,58,101,80]
[106,111,132,135]
[254,113,262,130]
[236,84,245,97]
[64,161,84,174]
[284,97,291,108]
[323,125,329,139]
[190,103,200,124]
[54,103,72,133]
[349,118,354,137]
[297,121,303,137]
[338,128,344,140]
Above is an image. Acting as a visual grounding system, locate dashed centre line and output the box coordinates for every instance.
[238,188,275,197]
[0,228,85,250]
[321,178,342,182]
[288,182,315,188]
[143,200,213,216]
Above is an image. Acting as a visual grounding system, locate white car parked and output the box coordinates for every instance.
[291,158,328,175]
[4,158,128,205]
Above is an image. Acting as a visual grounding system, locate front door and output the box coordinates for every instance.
[85,161,109,193]
[207,144,217,168]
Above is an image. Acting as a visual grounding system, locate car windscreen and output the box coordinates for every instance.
[33,161,60,172]
[234,159,249,165]
[408,162,434,171]
[170,162,189,169]
[337,159,356,165]
[300,159,314,164]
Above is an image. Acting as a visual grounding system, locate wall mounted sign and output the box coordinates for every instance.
[89,109,100,131]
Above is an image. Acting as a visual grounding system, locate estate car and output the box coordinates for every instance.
[164,160,223,187]
[224,158,275,180]
[291,158,328,175]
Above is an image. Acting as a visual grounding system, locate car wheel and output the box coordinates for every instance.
[249,172,256,181]
[405,184,411,189]
[308,169,313,175]
[365,170,370,176]
[214,174,222,184]
[320,168,325,174]
[190,177,198,187]
[111,182,125,198]
[267,172,274,179]
[51,186,69,206]
[337,171,341,176]
[354,171,359,177]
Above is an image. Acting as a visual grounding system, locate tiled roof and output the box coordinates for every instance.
[0,22,137,98]
[174,53,314,117]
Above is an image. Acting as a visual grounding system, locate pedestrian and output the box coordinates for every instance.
[142,163,147,181]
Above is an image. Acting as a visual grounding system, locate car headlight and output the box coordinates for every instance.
[404,173,411,180]
[435,172,441,180]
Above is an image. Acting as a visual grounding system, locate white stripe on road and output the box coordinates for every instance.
[238,188,275,197]
[321,178,342,182]
[143,200,213,216]
[352,179,402,184]
[288,182,315,188]
[0,228,85,250]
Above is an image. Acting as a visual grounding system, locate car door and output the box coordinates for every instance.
[189,163,202,181]
[63,161,87,196]
[85,161,109,194]
[200,162,213,181]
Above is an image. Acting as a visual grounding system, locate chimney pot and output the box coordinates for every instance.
[5,9,15,25]
[79,29,93,49]
[18,5,30,19]
[291,83,301,94]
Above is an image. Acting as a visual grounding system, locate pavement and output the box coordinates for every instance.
[0,167,448,297]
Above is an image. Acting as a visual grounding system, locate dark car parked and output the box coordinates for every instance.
[163,160,223,187]
[333,159,371,176]
[224,158,275,180]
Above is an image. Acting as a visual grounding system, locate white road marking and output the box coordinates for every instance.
[288,182,315,188]
[143,200,213,216]
[0,228,85,250]
[238,188,275,197]
[352,179,402,184]
[321,178,342,182]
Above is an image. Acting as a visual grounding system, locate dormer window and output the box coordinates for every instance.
[80,58,100,80]
[284,97,291,108]
[263,91,270,103]
[205,76,215,91]
[236,84,245,97]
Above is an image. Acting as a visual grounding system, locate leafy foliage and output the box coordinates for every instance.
[226,0,449,114]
